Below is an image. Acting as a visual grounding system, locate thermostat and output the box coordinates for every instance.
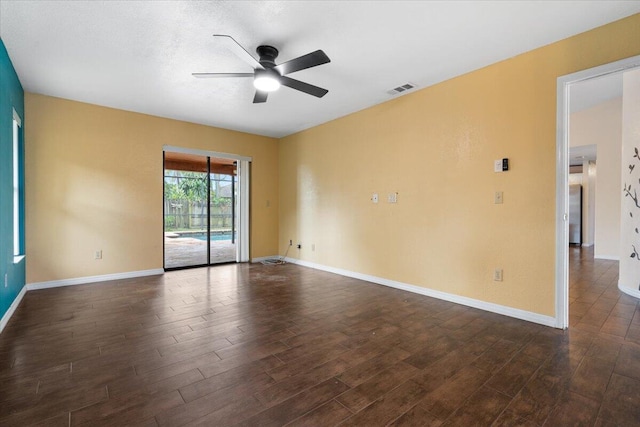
[494,158,509,172]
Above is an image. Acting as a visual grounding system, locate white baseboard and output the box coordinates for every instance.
[284,257,557,328]
[4,259,560,335]
[595,255,620,261]
[0,285,27,335]
[618,281,640,300]
[27,269,164,291]
[581,243,594,247]
[251,255,282,263]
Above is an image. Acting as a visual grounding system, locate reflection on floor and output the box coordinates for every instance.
[0,247,639,425]
[164,236,236,268]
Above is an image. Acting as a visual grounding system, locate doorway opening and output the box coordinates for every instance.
[163,147,251,270]
[556,55,640,328]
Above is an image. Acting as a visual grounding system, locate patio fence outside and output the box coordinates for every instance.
[164,199,233,231]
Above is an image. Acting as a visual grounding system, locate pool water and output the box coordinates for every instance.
[187,233,234,241]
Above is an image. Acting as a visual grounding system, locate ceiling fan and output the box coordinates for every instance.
[193,35,331,103]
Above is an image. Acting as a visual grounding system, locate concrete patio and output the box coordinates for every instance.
[164,235,236,269]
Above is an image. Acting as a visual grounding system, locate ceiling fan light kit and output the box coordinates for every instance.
[253,69,280,92]
[193,35,330,103]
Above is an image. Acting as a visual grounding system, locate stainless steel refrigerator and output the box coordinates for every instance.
[569,184,582,245]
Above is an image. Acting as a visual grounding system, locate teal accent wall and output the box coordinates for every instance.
[0,38,25,323]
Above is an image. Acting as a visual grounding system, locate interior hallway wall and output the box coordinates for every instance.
[620,67,640,295]
[584,160,597,247]
[570,97,622,260]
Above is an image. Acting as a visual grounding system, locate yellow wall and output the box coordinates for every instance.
[279,14,640,317]
[25,94,278,283]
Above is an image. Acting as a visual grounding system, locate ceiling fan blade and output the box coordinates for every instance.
[274,50,330,75]
[253,91,268,103]
[192,73,254,78]
[279,76,328,98]
[213,34,263,69]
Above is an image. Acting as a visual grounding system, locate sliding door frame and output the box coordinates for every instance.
[163,145,252,267]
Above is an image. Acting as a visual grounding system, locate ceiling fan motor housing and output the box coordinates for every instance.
[257,45,279,68]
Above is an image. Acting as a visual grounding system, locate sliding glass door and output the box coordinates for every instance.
[209,167,237,265]
[163,152,239,269]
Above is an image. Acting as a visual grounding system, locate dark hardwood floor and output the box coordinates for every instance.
[1,246,639,426]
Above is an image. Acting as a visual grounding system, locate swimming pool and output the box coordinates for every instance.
[183,232,234,241]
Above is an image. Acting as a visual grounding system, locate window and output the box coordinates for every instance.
[13,109,24,261]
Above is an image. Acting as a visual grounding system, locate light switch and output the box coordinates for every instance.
[388,192,398,203]
[372,193,378,203]
[494,191,503,204]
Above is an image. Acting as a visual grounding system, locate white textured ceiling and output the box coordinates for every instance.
[1,1,639,138]
[570,72,623,113]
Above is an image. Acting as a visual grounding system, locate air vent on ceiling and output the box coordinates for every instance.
[387,82,418,96]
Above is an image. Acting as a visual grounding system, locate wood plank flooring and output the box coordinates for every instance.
[1,246,639,426]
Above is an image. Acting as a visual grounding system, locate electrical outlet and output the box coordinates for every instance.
[387,192,398,203]
[95,250,102,260]
[311,244,315,251]
[494,269,503,282]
